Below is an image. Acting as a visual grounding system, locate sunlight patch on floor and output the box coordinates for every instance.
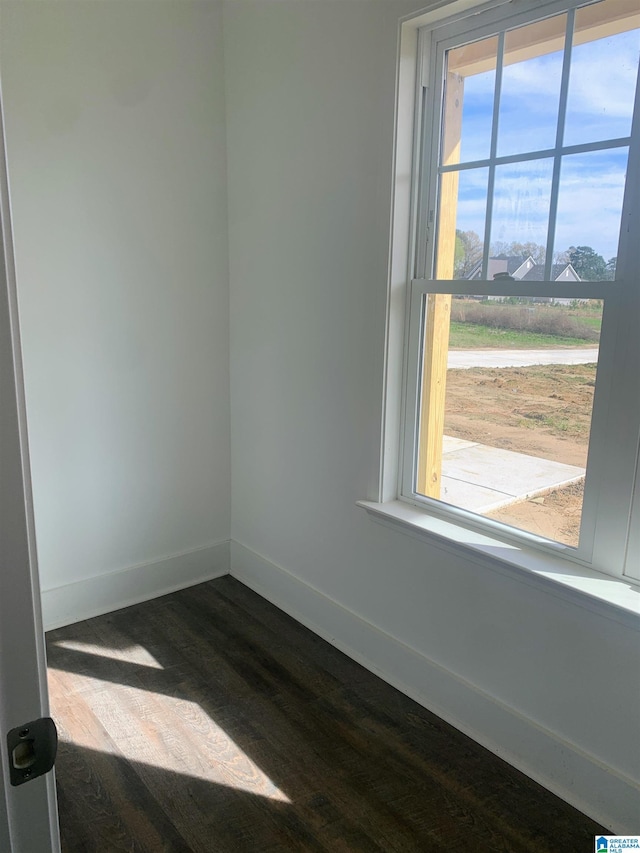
[50,669,290,803]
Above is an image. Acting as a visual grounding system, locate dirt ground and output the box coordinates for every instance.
[443,363,596,546]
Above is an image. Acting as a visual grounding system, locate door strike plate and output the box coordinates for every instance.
[6,717,57,786]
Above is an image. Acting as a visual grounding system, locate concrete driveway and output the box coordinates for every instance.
[448,347,598,369]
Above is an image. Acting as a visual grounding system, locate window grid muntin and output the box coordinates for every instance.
[543,7,575,279]
[429,0,638,282]
[479,30,505,279]
[438,136,632,173]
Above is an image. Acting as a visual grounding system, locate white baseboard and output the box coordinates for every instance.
[42,540,230,631]
[230,539,639,834]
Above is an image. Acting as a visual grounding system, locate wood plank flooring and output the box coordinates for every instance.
[46,576,606,852]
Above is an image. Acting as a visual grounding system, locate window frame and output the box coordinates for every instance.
[392,0,640,584]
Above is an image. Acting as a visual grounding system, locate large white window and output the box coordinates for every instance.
[395,0,640,584]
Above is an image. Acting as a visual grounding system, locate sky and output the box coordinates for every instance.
[448,21,639,263]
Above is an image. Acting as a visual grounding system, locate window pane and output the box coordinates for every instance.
[416,294,603,548]
[446,37,498,164]
[554,148,629,276]
[490,158,554,269]
[564,1,640,147]
[497,16,566,158]
[436,167,488,279]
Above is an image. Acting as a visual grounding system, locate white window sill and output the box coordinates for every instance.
[357,499,640,629]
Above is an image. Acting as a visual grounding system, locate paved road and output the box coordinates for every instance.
[448,347,599,369]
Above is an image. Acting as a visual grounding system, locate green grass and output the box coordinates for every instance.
[448,299,602,347]
[520,411,589,436]
[448,322,598,349]
[573,315,602,331]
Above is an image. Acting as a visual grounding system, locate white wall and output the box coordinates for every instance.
[224,0,640,831]
[0,0,231,621]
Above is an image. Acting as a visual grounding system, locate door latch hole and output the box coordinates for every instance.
[12,739,37,770]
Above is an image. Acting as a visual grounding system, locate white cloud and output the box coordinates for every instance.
[501,52,564,101]
[554,152,627,257]
[453,150,627,258]
[565,32,639,125]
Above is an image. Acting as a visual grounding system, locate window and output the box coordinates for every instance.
[396,0,640,583]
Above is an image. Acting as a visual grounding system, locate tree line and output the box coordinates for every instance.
[454,230,616,281]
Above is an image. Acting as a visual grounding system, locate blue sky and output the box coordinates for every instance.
[449,25,639,262]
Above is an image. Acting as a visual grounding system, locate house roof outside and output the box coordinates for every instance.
[519,262,580,282]
[465,255,581,283]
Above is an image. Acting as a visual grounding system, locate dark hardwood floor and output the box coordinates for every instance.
[46,576,605,852]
